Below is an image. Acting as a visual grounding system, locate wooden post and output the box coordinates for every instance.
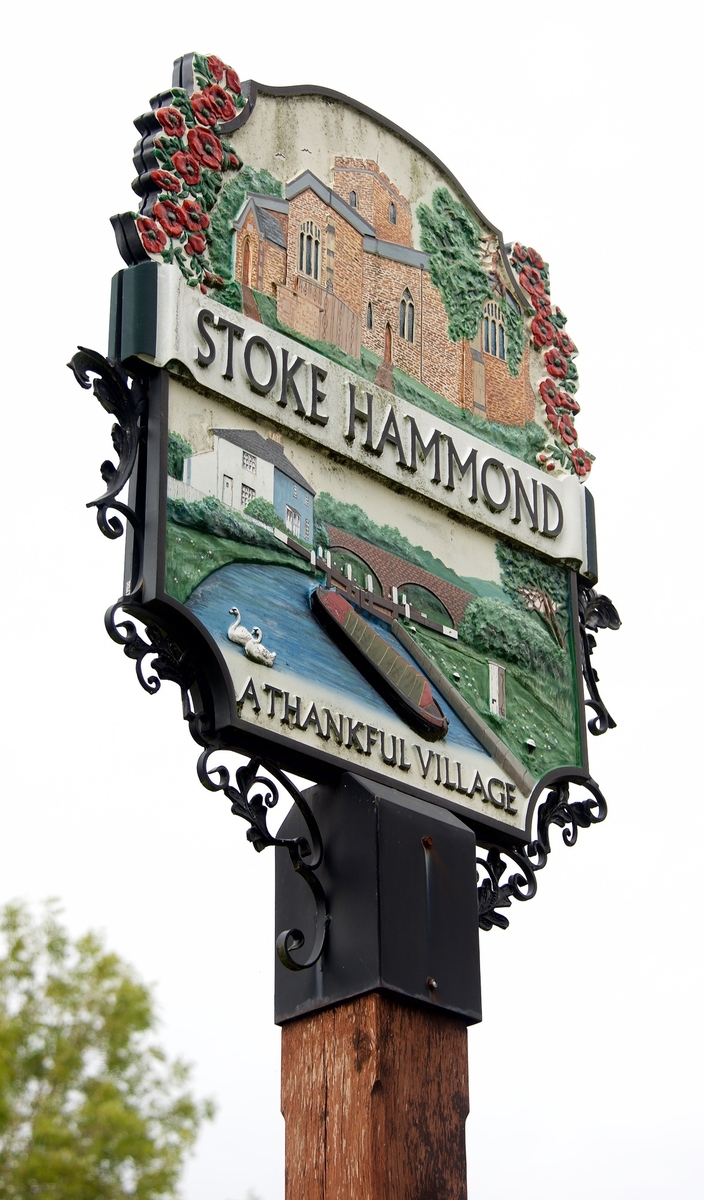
[281,991,469,1200]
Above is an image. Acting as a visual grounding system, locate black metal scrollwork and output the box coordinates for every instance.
[68,348,147,555]
[70,347,330,970]
[197,753,330,970]
[578,584,621,735]
[476,775,607,930]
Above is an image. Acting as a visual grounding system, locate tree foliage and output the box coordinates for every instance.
[458,597,563,677]
[0,901,214,1200]
[167,432,193,482]
[417,188,525,376]
[496,542,568,622]
[244,496,287,533]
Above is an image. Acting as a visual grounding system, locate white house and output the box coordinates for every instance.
[181,427,316,543]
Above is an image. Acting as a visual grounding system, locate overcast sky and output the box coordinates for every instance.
[2,2,702,1197]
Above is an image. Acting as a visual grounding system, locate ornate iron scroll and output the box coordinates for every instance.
[475,775,607,930]
[578,584,621,735]
[475,584,619,931]
[69,348,329,971]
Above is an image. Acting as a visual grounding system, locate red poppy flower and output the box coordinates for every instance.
[539,378,560,406]
[571,448,592,476]
[205,84,236,122]
[187,126,223,169]
[191,91,218,127]
[154,199,185,237]
[558,415,578,445]
[556,330,577,356]
[172,151,201,185]
[558,394,580,415]
[527,246,545,269]
[150,169,181,194]
[531,291,552,317]
[207,55,225,81]
[156,107,186,137]
[512,242,529,263]
[200,283,208,293]
[186,233,207,255]
[228,153,241,170]
[182,198,210,231]
[225,68,241,94]
[544,403,560,430]
[546,461,556,472]
[519,266,545,295]
[137,217,167,253]
[544,348,568,378]
[531,315,555,347]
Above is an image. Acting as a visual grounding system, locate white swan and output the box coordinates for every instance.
[227,606,251,646]
[243,627,276,668]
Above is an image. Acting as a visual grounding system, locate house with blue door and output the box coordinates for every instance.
[182,427,316,544]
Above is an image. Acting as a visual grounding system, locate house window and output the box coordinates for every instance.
[286,506,301,537]
[366,302,373,329]
[242,451,257,473]
[304,493,310,506]
[293,483,298,498]
[482,301,506,362]
[241,483,256,507]
[305,518,311,541]
[349,190,357,208]
[298,221,321,281]
[388,201,396,224]
[398,288,415,342]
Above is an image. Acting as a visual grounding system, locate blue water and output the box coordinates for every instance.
[187,562,487,755]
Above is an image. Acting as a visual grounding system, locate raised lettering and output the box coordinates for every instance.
[309,365,329,426]
[481,458,511,513]
[196,308,216,366]
[346,383,375,448]
[278,349,306,412]
[541,484,564,539]
[487,777,506,808]
[511,469,539,530]
[407,418,442,482]
[237,676,261,713]
[375,406,408,466]
[215,315,244,380]
[446,439,478,499]
[415,745,435,779]
[243,335,277,394]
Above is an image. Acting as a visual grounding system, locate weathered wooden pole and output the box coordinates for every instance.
[281,992,469,1200]
[275,775,480,1200]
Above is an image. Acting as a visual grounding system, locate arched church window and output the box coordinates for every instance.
[349,191,357,208]
[398,288,415,342]
[388,201,396,224]
[366,302,373,329]
[482,300,506,362]
[298,221,321,281]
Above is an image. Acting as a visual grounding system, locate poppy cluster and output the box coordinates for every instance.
[133,53,244,293]
[511,242,592,476]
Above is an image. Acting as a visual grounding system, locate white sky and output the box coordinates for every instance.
[2,2,702,1198]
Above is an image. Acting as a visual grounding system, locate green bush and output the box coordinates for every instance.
[244,496,287,533]
[459,597,563,676]
[167,495,278,547]
[167,431,193,481]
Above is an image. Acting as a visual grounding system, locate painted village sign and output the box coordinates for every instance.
[75,52,620,866]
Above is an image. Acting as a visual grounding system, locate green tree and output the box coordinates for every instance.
[458,597,564,677]
[417,188,525,375]
[0,901,214,1199]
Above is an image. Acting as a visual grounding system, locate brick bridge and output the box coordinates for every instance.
[326,525,473,629]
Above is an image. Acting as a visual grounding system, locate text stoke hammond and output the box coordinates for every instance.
[194,313,564,541]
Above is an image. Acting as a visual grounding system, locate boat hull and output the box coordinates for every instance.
[311,587,449,742]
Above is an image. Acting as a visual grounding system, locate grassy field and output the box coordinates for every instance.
[165,522,311,605]
[403,622,582,777]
